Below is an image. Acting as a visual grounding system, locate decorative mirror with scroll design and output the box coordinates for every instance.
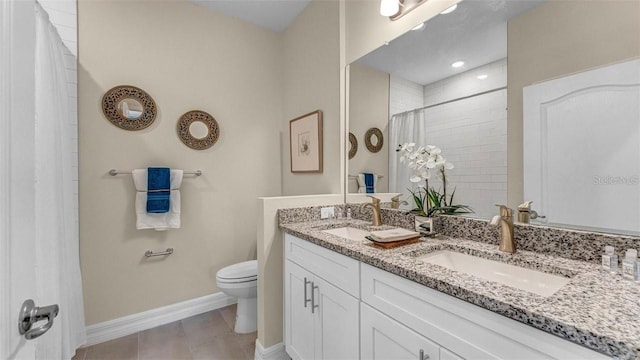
[102,85,157,131]
[177,110,220,150]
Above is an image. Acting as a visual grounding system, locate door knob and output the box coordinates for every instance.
[18,299,59,340]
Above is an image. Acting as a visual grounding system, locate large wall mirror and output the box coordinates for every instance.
[346,0,640,236]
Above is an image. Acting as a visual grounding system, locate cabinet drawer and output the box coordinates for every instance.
[361,263,608,360]
[285,233,359,297]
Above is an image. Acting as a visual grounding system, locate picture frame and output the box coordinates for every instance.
[290,110,323,173]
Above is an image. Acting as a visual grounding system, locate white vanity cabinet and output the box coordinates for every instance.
[284,234,360,360]
[361,263,609,360]
[283,233,609,360]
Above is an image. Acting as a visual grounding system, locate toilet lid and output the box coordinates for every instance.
[217,260,257,281]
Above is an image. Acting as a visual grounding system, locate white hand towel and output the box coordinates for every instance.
[132,169,184,190]
[135,190,181,230]
[357,173,378,193]
[132,169,183,230]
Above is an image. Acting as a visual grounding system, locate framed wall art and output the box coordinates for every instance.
[289,110,323,173]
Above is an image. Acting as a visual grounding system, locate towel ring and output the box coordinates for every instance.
[364,128,383,153]
[348,133,358,159]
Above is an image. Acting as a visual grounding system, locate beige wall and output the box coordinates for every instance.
[281,0,342,196]
[507,0,640,210]
[78,0,283,325]
[348,63,390,193]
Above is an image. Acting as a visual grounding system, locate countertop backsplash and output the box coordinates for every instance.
[278,205,640,265]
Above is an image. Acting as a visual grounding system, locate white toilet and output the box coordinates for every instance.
[216,260,258,334]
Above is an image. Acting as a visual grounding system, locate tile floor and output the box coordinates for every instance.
[72,304,256,360]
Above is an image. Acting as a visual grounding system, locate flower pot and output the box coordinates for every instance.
[414,215,434,235]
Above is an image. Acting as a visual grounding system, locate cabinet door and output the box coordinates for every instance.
[313,276,360,360]
[440,348,464,360]
[285,260,315,360]
[361,303,440,360]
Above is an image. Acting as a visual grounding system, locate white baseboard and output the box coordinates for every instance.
[254,340,288,360]
[84,292,236,346]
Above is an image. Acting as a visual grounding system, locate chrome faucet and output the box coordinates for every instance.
[490,205,515,253]
[360,195,382,226]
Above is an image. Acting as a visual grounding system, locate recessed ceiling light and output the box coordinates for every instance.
[451,61,464,68]
[412,23,425,31]
[440,4,458,15]
[477,74,488,80]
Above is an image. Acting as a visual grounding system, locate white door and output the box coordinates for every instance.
[361,303,440,360]
[1,1,62,358]
[313,276,359,360]
[285,261,315,360]
[1,0,37,358]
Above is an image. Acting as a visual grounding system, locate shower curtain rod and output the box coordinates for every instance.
[392,86,507,118]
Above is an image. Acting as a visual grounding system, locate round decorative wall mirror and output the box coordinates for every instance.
[102,85,157,130]
[364,127,384,153]
[177,110,220,150]
[348,132,358,159]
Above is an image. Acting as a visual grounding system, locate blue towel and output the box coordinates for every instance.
[364,173,375,194]
[147,167,170,213]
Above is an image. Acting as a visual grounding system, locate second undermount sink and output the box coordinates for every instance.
[322,227,370,242]
[417,250,571,297]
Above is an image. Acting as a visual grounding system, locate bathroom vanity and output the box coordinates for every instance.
[280,210,640,360]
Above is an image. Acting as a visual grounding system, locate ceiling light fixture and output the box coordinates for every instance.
[477,74,488,80]
[451,61,465,68]
[380,0,400,17]
[412,23,425,31]
[440,4,458,15]
[380,0,428,20]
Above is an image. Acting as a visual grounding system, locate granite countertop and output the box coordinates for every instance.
[280,219,640,359]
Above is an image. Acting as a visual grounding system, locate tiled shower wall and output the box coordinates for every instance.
[389,59,507,218]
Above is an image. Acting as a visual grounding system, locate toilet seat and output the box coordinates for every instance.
[216,260,257,284]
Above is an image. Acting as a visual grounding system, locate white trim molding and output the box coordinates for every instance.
[84,292,236,347]
[254,341,288,360]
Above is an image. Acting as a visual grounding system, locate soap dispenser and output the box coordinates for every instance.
[602,246,618,273]
[622,249,639,281]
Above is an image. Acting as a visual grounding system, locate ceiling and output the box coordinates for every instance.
[191,0,311,32]
[357,0,546,86]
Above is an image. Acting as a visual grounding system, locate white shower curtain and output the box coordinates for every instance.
[34,3,86,358]
[389,109,428,206]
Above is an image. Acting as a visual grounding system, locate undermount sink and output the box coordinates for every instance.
[417,250,571,297]
[322,227,370,242]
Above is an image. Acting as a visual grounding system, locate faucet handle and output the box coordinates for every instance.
[366,195,381,205]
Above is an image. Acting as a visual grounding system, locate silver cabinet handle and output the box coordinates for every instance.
[311,282,319,313]
[18,299,59,340]
[304,277,312,308]
[419,349,430,360]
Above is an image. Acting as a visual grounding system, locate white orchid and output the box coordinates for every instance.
[396,143,454,186]
[396,142,472,217]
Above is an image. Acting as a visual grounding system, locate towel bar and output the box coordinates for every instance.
[109,169,202,176]
[348,174,384,180]
[145,248,174,257]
